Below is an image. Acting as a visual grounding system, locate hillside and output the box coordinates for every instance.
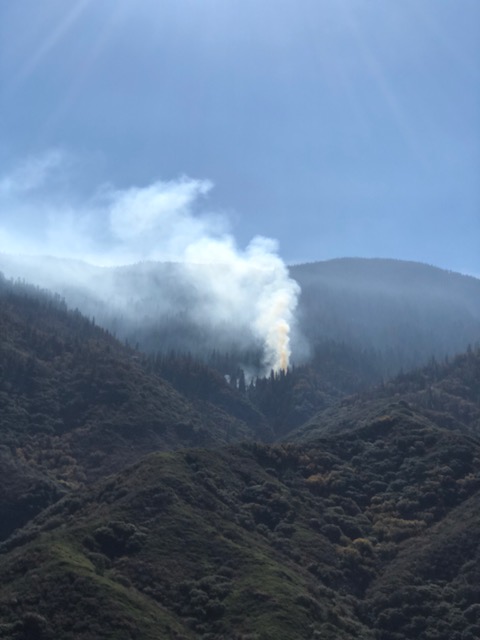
[1,272,480,638]
[293,346,480,443]
[290,258,480,374]
[0,275,269,540]
[1,398,480,639]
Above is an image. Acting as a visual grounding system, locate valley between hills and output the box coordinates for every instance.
[0,259,480,640]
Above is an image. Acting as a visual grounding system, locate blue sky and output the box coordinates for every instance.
[0,0,479,274]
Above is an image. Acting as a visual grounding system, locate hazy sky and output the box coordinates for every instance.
[1,0,479,274]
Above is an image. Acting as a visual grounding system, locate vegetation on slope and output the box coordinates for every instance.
[291,258,480,375]
[295,346,480,443]
[2,397,480,639]
[1,272,480,639]
[0,276,268,540]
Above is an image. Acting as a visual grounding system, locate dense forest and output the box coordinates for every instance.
[1,267,480,639]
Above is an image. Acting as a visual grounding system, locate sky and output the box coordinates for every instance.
[0,0,479,275]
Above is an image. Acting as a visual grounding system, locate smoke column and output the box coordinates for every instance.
[0,154,300,372]
[183,235,299,372]
[248,248,299,372]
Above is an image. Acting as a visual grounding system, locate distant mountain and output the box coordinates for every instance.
[290,258,480,374]
[2,255,480,447]
[1,255,479,379]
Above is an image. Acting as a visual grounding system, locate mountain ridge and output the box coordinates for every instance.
[1,256,479,378]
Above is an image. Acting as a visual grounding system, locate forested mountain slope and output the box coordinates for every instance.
[0,275,268,540]
[290,258,480,374]
[294,346,480,443]
[1,400,480,639]
[2,273,480,639]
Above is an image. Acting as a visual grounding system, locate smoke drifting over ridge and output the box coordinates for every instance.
[0,152,299,372]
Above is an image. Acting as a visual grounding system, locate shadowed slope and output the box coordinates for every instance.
[0,276,268,540]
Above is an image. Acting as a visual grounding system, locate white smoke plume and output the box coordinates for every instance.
[0,151,299,372]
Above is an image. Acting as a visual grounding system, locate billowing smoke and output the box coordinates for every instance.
[0,152,299,372]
